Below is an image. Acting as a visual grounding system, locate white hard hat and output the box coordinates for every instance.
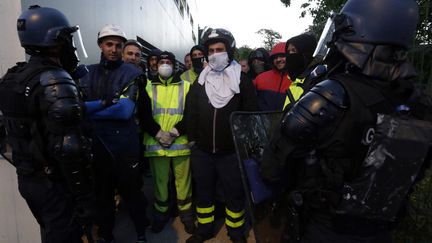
[97,24,127,43]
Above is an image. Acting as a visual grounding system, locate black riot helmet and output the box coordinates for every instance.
[315,0,419,81]
[314,0,419,59]
[18,5,75,50]
[337,0,418,48]
[17,5,87,73]
[200,27,236,61]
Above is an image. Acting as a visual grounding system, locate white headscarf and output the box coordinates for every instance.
[198,60,242,108]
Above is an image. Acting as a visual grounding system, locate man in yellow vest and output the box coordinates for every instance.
[180,45,206,84]
[142,51,196,234]
[282,33,318,110]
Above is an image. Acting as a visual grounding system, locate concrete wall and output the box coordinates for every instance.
[21,0,199,64]
[0,0,26,76]
[0,3,40,243]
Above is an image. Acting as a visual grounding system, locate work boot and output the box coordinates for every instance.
[182,219,197,234]
[186,234,212,243]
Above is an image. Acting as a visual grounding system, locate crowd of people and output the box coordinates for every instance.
[0,0,431,243]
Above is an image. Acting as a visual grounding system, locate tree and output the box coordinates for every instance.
[295,0,345,36]
[235,45,253,61]
[280,0,291,7]
[256,29,282,51]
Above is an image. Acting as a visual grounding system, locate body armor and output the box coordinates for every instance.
[0,56,93,197]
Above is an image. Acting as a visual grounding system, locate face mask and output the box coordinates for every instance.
[285,53,306,79]
[192,57,205,73]
[252,61,265,74]
[208,52,229,71]
[158,64,173,79]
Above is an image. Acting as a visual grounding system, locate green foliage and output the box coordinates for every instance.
[280,0,291,7]
[234,45,253,62]
[416,0,431,45]
[393,168,432,242]
[410,44,432,93]
[256,29,282,51]
[413,1,432,91]
[302,0,345,36]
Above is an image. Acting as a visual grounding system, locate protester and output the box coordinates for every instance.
[80,24,150,243]
[185,27,258,243]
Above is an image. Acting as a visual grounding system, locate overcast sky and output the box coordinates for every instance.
[196,0,314,49]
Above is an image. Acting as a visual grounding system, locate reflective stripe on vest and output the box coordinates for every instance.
[146,143,190,152]
[143,79,190,157]
[283,77,305,109]
[184,71,190,82]
[152,83,185,115]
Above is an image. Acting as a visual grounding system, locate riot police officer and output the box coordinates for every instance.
[0,5,94,243]
[261,0,432,242]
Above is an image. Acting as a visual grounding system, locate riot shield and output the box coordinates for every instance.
[336,113,432,222]
[230,111,284,243]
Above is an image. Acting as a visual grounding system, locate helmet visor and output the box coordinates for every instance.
[312,13,336,59]
[56,25,88,61]
[71,26,88,60]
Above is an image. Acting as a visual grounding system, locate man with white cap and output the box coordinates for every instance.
[80,24,154,243]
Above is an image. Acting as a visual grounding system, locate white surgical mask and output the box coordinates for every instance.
[158,64,173,78]
[208,52,229,71]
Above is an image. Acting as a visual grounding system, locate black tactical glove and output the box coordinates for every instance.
[70,64,89,80]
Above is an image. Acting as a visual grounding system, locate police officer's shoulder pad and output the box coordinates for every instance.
[40,69,75,86]
[311,79,349,108]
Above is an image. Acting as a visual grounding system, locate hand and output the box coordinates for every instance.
[101,92,120,107]
[169,127,180,138]
[156,130,174,148]
[70,64,89,80]
[187,141,196,149]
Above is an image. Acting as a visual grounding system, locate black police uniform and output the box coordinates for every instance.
[260,0,431,242]
[0,6,95,243]
[0,56,94,243]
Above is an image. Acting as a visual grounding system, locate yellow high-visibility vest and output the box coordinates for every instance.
[180,69,198,84]
[143,77,190,157]
[283,77,305,110]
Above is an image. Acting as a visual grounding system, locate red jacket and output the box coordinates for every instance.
[253,69,292,111]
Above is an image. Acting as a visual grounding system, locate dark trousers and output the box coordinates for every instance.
[93,136,149,241]
[18,175,83,243]
[191,147,246,240]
